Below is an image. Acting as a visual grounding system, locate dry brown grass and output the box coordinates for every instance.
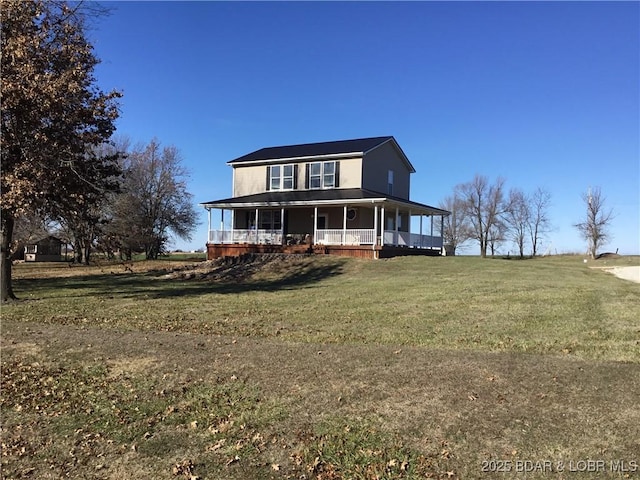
[2,255,639,479]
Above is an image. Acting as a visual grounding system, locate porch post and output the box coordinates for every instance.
[230,210,235,243]
[207,207,211,243]
[409,209,412,248]
[373,204,378,250]
[380,206,385,247]
[441,215,445,255]
[419,214,423,248]
[313,206,318,245]
[395,207,399,246]
[220,209,225,244]
[280,207,285,245]
[255,208,259,243]
[343,205,348,245]
[430,215,434,249]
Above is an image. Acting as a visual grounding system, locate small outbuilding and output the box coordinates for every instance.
[24,236,65,262]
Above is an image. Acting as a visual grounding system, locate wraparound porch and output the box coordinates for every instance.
[203,201,447,259]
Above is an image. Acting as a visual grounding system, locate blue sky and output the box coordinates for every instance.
[90,1,639,255]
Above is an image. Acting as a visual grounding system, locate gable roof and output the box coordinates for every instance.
[227,136,414,172]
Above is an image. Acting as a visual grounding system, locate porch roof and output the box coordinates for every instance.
[201,188,450,216]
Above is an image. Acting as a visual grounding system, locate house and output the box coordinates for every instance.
[201,136,450,259]
[24,236,65,262]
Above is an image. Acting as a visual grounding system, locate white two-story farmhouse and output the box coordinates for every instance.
[201,136,449,259]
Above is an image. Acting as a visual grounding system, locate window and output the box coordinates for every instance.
[309,162,322,189]
[308,161,338,189]
[388,170,394,195]
[268,164,296,191]
[323,162,335,188]
[259,210,282,230]
[282,165,294,190]
[270,165,281,190]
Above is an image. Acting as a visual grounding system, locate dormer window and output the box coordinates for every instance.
[267,164,296,191]
[307,161,339,189]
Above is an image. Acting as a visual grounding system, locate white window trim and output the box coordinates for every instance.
[282,164,294,190]
[309,161,336,190]
[270,164,295,191]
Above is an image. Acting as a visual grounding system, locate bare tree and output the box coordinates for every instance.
[574,187,615,259]
[439,190,473,255]
[504,188,529,258]
[487,222,507,257]
[457,175,507,257]
[50,143,123,264]
[108,140,198,259]
[527,187,552,257]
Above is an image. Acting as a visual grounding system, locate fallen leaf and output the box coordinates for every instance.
[208,439,225,451]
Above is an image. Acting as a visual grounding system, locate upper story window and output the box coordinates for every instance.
[388,170,394,195]
[307,161,339,189]
[267,164,296,191]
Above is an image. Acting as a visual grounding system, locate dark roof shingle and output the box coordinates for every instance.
[228,136,395,164]
[201,188,450,216]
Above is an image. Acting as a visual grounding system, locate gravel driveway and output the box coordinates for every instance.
[607,266,640,283]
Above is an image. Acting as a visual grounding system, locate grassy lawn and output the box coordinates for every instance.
[2,255,639,479]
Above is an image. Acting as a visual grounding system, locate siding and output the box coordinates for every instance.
[233,164,268,197]
[361,141,411,199]
[232,157,363,196]
[333,156,362,189]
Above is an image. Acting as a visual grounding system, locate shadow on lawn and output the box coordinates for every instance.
[14,259,346,300]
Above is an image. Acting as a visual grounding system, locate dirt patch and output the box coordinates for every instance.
[162,253,318,282]
[107,356,158,378]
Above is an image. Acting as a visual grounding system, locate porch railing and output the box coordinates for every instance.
[383,231,443,248]
[315,229,376,245]
[208,228,441,249]
[208,229,283,245]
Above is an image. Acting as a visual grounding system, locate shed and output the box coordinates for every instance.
[24,236,65,262]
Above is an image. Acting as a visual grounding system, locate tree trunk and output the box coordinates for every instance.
[479,239,487,258]
[1,214,17,302]
[72,234,92,265]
